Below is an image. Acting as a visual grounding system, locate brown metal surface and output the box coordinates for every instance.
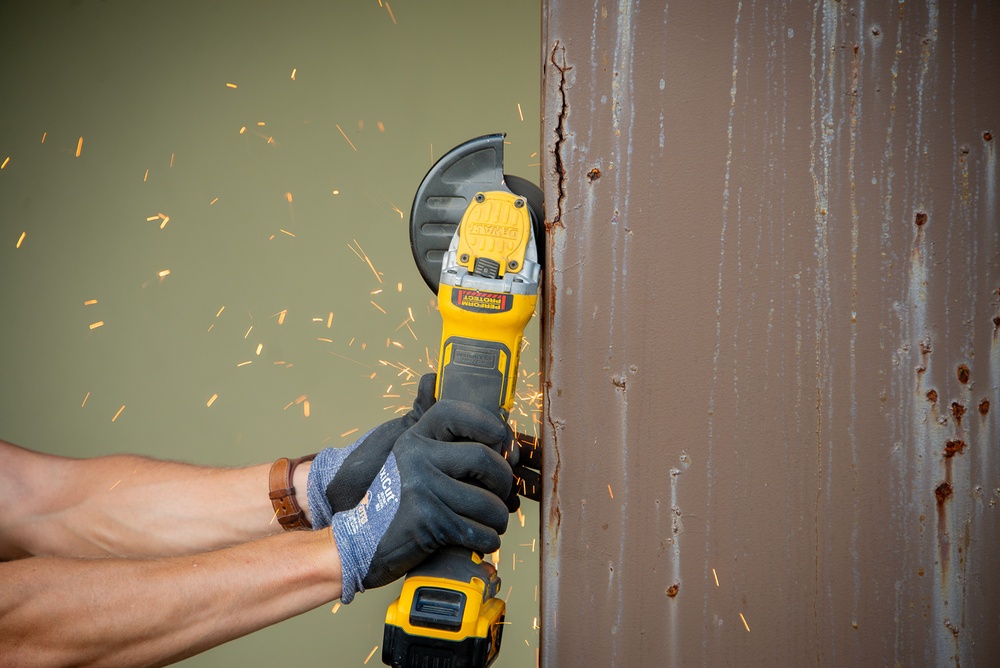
[540,1,999,665]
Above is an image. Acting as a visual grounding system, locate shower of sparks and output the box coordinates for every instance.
[517,102,524,121]
[335,124,358,152]
[739,612,751,632]
[81,391,91,407]
[226,82,238,89]
[112,405,125,422]
[207,393,219,407]
[75,137,84,157]
[89,321,105,330]
[363,646,378,664]
[16,231,26,248]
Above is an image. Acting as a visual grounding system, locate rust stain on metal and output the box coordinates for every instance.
[943,440,966,459]
[950,402,966,424]
[979,398,991,416]
[956,364,971,384]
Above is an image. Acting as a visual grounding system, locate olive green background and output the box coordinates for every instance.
[0,1,541,665]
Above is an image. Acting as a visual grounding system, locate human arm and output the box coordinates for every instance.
[0,439,285,560]
[0,528,341,667]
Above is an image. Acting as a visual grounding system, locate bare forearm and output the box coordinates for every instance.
[0,529,341,667]
[0,440,315,558]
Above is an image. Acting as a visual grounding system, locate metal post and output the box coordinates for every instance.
[540,1,999,665]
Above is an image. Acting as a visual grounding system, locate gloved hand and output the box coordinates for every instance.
[306,373,437,528]
[328,399,514,603]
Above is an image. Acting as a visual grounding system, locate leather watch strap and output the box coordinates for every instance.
[268,454,316,531]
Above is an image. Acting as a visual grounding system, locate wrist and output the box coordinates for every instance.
[293,459,312,526]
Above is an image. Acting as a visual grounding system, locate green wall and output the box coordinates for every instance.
[0,1,541,665]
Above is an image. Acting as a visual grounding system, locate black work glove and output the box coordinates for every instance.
[306,373,437,528]
[328,399,514,602]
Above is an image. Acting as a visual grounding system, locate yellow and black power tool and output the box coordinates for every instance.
[382,134,544,667]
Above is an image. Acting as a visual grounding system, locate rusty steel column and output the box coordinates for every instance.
[540,1,999,665]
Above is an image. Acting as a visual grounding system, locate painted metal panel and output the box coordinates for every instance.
[540,1,999,665]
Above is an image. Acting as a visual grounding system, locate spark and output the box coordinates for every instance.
[712,568,720,587]
[143,169,149,182]
[239,126,246,135]
[327,312,333,328]
[328,351,370,368]
[290,68,297,80]
[349,239,383,283]
[226,82,238,89]
[389,203,404,218]
[377,121,385,132]
[146,216,159,222]
[363,646,378,665]
[89,321,105,330]
[215,306,225,318]
[517,508,525,528]
[112,405,125,422]
[169,153,174,168]
[530,151,538,158]
[385,2,396,24]
[277,310,287,325]
[207,324,214,332]
[607,484,614,499]
[109,479,122,491]
[210,197,219,205]
[41,132,46,143]
[81,391,90,407]
[159,215,170,229]
[517,102,524,121]
[244,325,253,339]
[16,231,26,249]
[237,360,252,367]
[340,428,359,438]
[84,299,97,306]
[279,229,296,237]
[75,137,83,157]
[295,395,308,405]
[407,307,414,321]
[397,282,404,293]
[0,157,9,169]
[257,121,265,126]
[207,393,219,407]
[317,337,332,343]
[303,401,311,417]
[331,602,341,615]
[158,269,171,278]
[739,612,751,632]
[331,189,340,195]
[269,507,279,525]
[285,192,293,203]
[335,124,358,152]
[255,343,263,356]
[371,289,383,295]
[370,301,386,314]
